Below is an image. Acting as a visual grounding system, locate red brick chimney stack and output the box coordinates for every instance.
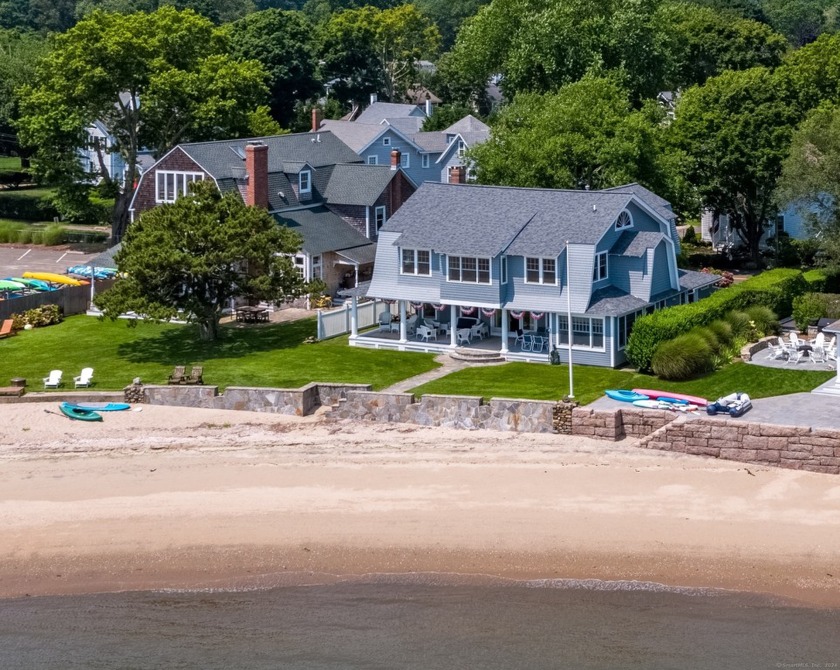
[245,141,269,209]
[449,165,466,184]
[311,107,322,132]
[390,148,401,171]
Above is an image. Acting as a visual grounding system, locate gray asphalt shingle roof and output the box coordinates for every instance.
[275,206,373,256]
[88,243,122,269]
[678,269,720,290]
[386,182,638,258]
[385,117,424,135]
[585,286,649,316]
[356,102,424,124]
[602,183,674,222]
[323,165,397,206]
[178,131,361,179]
[610,231,665,257]
[412,131,449,152]
[318,120,383,152]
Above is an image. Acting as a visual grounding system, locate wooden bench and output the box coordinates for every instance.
[0,319,14,339]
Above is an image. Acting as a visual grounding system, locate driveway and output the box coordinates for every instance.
[0,245,99,277]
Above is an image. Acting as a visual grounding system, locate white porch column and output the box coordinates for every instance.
[500,308,509,353]
[399,300,407,343]
[450,304,457,347]
[835,336,840,385]
[349,296,358,338]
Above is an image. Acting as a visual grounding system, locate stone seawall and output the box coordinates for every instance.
[571,406,678,441]
[638,416,840,475]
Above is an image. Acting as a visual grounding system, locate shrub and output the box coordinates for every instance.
[792,293,827,330]
[651,333,714,380]
[745,305,777,336]
[31,230,43,244]
[16,228,32,244]
[0,221,20,243]
[41,224,66,246]
[0,189,58,220]
[707,319,733,345]
[726,310,752,338]
[803,269,840,294]
[625,268,807,372]
[11,304,63,329]
[682,225,697,244]
[689,326,720,354]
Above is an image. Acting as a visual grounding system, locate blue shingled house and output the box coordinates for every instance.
[350,181,718,367]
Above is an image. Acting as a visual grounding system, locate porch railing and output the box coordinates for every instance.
[316,298,387,340]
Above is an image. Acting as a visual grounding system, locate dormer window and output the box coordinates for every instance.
[382,137,391,146]
[299,170,311,194]
[615,210,632,230]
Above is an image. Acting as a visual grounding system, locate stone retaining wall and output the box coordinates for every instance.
[638,416,840,475]
[330,391,558,433]
[571,406,679,441]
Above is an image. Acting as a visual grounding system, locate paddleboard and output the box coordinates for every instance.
[632,388,708,406]
[22,271,83,286]
[632,399,670,409]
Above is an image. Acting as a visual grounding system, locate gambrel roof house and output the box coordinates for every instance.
[354,181,718,367]
[129,131,415,295]
[316,102,490,188]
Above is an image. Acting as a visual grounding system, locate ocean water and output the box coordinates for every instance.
[1,577,838,669]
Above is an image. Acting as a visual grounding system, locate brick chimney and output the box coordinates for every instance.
[245,141,268,209]
[390,149,401,171]
[448,165,466,184]
[311,107,322,132]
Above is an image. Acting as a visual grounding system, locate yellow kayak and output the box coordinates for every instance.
[22,271,83,286]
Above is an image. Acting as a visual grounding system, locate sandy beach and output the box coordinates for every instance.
[1,402,839,607]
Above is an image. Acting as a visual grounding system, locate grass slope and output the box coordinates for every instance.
[0,315,439,391]
[411,361,834,405]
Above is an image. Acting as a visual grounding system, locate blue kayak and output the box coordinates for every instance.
[62,402,131,412]
[59,403,103,422]
[605,389,649,402]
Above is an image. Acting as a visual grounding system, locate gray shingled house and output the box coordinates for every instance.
[129,131,415,295]
[353,181,718,367]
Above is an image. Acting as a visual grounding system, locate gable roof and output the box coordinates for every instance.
[602,183,674,222]
[356,102,425,124]
[177,131,361,180]
[443,115,490,134]
[275,206,373,256]
[385,182,662,258]
[384,117,425,135]
[610,230,665,257]
[323,164,398,207]
[318,120,383,153]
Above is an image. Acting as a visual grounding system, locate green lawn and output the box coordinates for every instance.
[411,360,834,405]
[0,315,440,391]
[0,156,21,171]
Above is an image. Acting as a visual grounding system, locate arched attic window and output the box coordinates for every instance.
[615,210,633,230]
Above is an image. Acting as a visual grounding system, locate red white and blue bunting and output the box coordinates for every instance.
[411,301,425,309]
[531,312,544,320]
[509,310,524,320]
[459,306,477,315]
[432,303,447,312]
[481,308,497,318]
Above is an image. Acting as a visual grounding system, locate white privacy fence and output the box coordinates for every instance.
[316,299,391,340]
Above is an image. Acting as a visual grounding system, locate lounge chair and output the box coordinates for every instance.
[184,365,204,385]
[167,366,186,385]
[43,369,62,389]
[0,319,14,339]
[74,367,94,388]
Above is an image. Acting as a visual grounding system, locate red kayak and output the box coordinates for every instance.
[632,388,708,406]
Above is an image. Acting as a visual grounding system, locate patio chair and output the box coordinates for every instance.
[405,314,419,337]
[43,369,62,389]
[514,329,526,348]
[184,366,204,385]
[73,367,94,388]
[530,335,545,353]
[764,337,788,360]
[167,365,186,385]
[377,311,392,333]
[811,332,825,349]
[470,322,488,341]
[811,345,827,364]
[416,324,438,342]
[826,336,837,365]
[456,328,472,346]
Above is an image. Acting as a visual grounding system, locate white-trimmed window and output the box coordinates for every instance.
[375,206,386,231]
[400,153,410,168]
[367,155,378,165]
[155,170,203,203]
[311,255,322,280]
[401,249,431,275]
[422,154,429,168]
[617,309,643,349]
[593,251,608,281]
[448,256,490,284]
[500,256,508,284]
[615,210,632,230]
[557,315,605,349]
[293,254,306,279]
[382,137,391,146]
[524,257,556,284]
[299,170,311,194]
[457,140,466,157]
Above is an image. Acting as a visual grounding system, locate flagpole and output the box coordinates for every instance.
[566,240,574,399]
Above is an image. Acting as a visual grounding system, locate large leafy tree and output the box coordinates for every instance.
[470,77,669,193]
[0,29,47,156]
[444,0,667,103]
[0,0,76,32]
[319,4,440,104]
[229,9,320,128]
[669,67,801,260]
[95,181,306,341]
[412,0,490,49]
[17,7,271,241]
[776,103,840,268]
[75,0,257,23]
[657,2,787,90]
[775,32,840,116]
[761,0,836,46]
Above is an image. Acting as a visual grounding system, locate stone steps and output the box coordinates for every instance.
[448,348,505,364]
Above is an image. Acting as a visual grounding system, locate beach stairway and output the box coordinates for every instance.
[448,347,505,364]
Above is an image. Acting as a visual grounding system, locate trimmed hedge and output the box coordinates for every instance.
[0,189,58,221]
[803,268,840,293]
[625,269,807,372]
